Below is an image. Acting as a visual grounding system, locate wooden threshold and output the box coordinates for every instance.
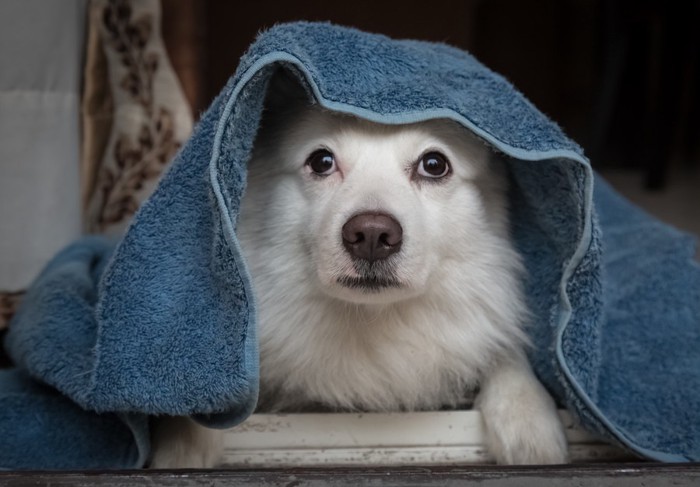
[2,464,700,486]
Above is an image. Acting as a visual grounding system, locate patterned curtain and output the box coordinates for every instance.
[82,0,193,235]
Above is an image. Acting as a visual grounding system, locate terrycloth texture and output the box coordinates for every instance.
[590,178,700,460]
[0,369,149,469]
[0,238,150,469]
[3,22,699,468]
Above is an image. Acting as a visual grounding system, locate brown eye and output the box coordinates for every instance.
[416,151,450,179]
[306,149,337,176]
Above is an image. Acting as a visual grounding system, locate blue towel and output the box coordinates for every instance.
[2,21,699,469]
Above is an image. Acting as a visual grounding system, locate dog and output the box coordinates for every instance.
[150,72,568,468]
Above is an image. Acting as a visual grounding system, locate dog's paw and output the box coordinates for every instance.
[483,406,568,465]
[477,360,569,465]
[150,417,224,469]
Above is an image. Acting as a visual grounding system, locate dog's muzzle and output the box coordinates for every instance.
[339,212,403,292]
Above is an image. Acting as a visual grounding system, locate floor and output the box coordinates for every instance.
[2,464,700,486]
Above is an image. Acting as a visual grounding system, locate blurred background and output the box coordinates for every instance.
[1,0,699,342]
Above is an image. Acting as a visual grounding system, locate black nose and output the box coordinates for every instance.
[342,212,403,262]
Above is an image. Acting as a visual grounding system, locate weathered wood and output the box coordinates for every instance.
[221,410,631,467]
[2,464,700,487]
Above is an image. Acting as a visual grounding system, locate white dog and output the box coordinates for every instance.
[151,73,568,468]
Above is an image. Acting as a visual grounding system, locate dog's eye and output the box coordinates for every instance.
[416,152,450,179]
[306,149,337,176]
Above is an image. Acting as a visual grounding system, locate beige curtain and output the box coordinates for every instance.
[82,0,194,236]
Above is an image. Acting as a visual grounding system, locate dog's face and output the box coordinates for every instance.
[243,104,510,306]
[239,78,532,416]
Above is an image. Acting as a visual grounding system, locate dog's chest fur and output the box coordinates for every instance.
[252,289,485,412]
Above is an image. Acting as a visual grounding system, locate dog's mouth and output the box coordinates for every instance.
[337,275,402,291]
[337,260,402,292]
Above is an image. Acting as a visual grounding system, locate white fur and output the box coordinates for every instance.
[150,104,567,468]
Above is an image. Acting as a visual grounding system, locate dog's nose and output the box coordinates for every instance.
[342,212,403,262]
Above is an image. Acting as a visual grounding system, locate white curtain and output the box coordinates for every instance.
[0,0,86,292]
